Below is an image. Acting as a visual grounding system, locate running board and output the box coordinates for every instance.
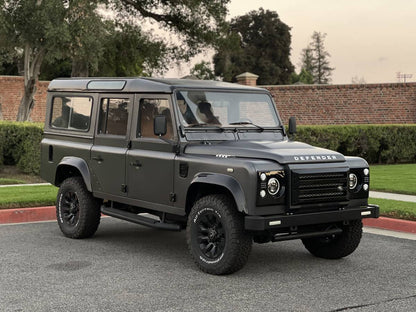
[101,206,181,231]
[272,228,343,242]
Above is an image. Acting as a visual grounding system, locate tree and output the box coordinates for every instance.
[291,68,314,84]
[302,31,334,84]
[0,0,69,121]
[116,0,229,61]
[300,47,314,74]
[190,61,216,80]
[1,0,229,121]
[213,8,294,85]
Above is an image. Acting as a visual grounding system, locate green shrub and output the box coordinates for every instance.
[0,123,415,176]
[294,125,416,164]
[0,121,43,174]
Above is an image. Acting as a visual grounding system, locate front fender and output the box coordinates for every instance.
[190,173,247,214]
[56,156,92,192]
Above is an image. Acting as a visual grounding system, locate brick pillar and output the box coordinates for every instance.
[235,72,259,86]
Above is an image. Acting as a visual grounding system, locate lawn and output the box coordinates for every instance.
[370,164,416,195]
[0,185,57,209]
[369,197,416,221]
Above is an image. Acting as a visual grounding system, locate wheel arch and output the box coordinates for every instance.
[55,157,92,192]
[186,173,247,215]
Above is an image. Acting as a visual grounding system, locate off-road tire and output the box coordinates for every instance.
[186,194,252,275]
[301,220,363,259]
[56,176,101,239]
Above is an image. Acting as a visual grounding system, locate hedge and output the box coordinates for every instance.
[0,121,43,174]
[293,125,416,164]
[0,123,415,176]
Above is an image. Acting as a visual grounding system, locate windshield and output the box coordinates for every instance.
[176,91,281,129]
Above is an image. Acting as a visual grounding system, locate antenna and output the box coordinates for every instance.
[396,72,413,83]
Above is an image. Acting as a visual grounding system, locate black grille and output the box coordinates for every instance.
[291,170,348,206]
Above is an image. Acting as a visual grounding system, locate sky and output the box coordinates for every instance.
[166,0,416,84]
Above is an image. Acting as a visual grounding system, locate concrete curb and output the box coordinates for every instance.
[363,217,416,234]
[1,206,415,235]
[0,206,56,224]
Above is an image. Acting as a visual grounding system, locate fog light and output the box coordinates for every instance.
[349,173,358,189]
[260,190,266,198]
[267,178,280,195]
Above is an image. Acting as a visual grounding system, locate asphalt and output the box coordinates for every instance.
[1,218,415,312]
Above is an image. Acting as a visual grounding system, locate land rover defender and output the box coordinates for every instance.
[41,78,379,275]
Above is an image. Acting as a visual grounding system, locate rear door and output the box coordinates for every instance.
[90,94,133,197]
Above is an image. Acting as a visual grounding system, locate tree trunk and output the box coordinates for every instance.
[16,45,45,121]
[71,58,89,77]
[0,101,3,120]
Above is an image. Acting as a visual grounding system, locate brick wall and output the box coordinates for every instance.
[0,76,49,122]
[1,76,416,125]
[264,83,416,125]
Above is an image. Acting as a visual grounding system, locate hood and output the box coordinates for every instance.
[185,140,345,164]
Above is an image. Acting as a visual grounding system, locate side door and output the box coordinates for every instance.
[126,95,177,207]
[90,94,133,198]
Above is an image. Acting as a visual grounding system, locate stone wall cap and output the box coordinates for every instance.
[235,72,259,79]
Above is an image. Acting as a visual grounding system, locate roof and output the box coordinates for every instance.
[47,77,265,93]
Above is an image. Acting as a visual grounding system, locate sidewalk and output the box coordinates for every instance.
[370,191,416,203]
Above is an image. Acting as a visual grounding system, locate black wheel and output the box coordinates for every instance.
[56,176,101,239]
[301,220,363,259]
[186,194,252,275]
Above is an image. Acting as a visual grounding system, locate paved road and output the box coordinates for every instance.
[1,218,415,312]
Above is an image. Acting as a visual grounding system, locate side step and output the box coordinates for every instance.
[101,206,182,231]
[271,228,343,242]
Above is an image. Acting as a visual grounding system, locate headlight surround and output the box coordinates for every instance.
[267,178,280,195]
[348,173,358,190]
[257,170,285,205]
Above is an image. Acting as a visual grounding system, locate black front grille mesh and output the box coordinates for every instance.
[291,171,348,206]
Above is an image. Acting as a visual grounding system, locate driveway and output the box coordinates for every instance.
[0,218,415,312]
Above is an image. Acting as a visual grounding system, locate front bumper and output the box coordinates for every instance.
[245,204,379,231]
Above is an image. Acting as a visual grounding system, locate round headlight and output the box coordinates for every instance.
[349,173,358,189]
[267,178,280,195]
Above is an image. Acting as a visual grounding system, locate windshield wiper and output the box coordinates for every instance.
[185,123,225,132]
[228,121,264,131]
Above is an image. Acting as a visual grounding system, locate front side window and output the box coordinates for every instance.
[98,98,129,136]
[50,96,92,131]
[176,91,280,128]
[138,98,174,139]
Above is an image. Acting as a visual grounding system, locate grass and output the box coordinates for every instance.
[370,164,416,195]
[0,178,27,185]
[369,197,416,221]
[0,185,57,209]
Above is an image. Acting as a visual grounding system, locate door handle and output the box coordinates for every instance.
[92,156,103,162]
[130,160,142,167]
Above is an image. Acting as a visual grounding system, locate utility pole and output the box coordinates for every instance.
[396,72,413,83]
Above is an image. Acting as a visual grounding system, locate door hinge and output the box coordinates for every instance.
[169,193,176,202]
[121,184,128,193]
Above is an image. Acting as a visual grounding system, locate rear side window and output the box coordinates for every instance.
[98,98,129,136]
[50,96,92,131]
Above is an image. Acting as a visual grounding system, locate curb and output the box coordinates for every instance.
[363,217,416,234]
[1,206,415,235]
[0,206,56,224]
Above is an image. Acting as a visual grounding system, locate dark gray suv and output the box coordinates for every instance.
[41,77,379,275]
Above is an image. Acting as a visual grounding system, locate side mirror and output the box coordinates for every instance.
[289,117,297,135]
[154,115,167,136]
